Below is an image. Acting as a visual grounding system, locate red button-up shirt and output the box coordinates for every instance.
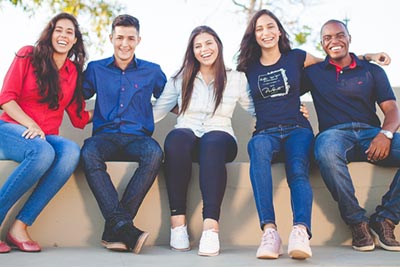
[0,46,89,135]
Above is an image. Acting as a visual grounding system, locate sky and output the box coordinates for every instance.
[0,0,398,87]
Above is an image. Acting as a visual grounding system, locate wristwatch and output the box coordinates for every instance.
[380,129,393,140]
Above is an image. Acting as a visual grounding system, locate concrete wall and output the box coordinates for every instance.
[0,89,399,248]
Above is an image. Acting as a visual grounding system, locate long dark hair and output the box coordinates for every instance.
[236,9,291,72]
[173,25,227,115]
[31,12,86,116]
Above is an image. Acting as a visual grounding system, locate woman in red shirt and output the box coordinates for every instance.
[0,13,91,253]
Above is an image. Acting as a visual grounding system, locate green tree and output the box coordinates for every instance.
[1,0,124,52]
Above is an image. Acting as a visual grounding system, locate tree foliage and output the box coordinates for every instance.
[2,0,124,52]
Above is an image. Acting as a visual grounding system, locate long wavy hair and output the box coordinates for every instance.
[173,25,227,115]
[30,12,86,116]
[236,9,291,72]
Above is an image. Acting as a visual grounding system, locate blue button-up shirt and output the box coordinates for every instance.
[83,56,166,136]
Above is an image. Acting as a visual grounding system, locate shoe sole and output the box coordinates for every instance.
[198,250,219,256]
[288,249,312,260]
[101,240,129,251]
[257,253,280,259]
[352,243,375,251]
[171,246,191,252]
[132,232,149,254]
[370,228,400,251]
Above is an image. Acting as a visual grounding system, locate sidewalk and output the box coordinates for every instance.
[2,245,399,267]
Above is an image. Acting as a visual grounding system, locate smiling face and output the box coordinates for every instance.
[254,14,281,50]
[193,32,219,69]
[110,25,141,69]
[321,21,352,64]
[51,18,77,57]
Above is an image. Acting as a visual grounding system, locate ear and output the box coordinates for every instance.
[348,34,352,44]
[109,33,113,43]
[137,36,142,45]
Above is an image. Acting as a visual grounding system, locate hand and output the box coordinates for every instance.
[370,52,391,66]
[365,133,391,162]
[300,103,309,119]
[22,124,45,140]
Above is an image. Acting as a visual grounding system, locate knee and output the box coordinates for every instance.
[143,139,163,163]
[30,141,56,165]
[247,135,273,159]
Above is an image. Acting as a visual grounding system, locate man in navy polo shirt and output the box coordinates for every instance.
[302,19,400,252]
[80,14,166,254]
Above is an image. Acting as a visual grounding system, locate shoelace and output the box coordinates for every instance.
[382,221,396,240]
[261,229,278,246]
[201,230,218,246]
[291,228,308,243]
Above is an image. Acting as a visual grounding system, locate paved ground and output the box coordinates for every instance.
[1,245,399,267]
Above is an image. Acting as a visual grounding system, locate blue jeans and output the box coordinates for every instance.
[314,122,400,225]
[248,125,314,235]
[0,121,80,225]
[81,133,163,232]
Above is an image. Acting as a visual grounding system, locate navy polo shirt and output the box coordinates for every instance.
[83,56,166,136]
[302,53,395,133]
[246,49,312,134]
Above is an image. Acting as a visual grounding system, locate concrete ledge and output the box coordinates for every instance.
[1,160,398,247]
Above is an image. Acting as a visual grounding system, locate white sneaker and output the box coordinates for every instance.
[198,229,220,256]
[288,225,312,259]
[170,225,190,251]
[256,228,283,259]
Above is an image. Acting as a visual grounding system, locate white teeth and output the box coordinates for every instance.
[58,41,67,46]
[331,46,341,51]
[202,53,211,58]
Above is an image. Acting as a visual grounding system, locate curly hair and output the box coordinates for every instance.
[30,12,86,116]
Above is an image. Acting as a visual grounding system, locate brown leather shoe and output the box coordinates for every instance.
[370,219,400,251]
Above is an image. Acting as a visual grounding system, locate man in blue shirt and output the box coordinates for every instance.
[303,20,400,252]
[81,14,166,254]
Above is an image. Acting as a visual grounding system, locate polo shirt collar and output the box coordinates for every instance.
[323,52,360,71]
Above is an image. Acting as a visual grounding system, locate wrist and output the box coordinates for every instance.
[380,129,393,140]
[363,54,368,61]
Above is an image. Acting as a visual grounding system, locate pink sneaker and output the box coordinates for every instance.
[288,226,312,259]
[256,228,283,259]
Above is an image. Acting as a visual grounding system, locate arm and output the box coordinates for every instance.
[1,100,45,139]
[303,52,391,68]
[361,52,391,66]
[365,100,400,161]
[153,78,180,123]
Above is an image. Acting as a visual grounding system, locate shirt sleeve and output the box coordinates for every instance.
[0,46,32,107]
[236,72,255,116]
[65,97,90,129]
[82,63,96,100]
[151,65,167,99]
[152,77,179,123]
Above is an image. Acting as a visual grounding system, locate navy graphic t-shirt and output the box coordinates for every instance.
[246,49,312,134]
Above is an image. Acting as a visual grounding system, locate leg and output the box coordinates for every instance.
[15,135,80,226]
[197,131,237,257]
[247,132,280,229]
[164,129,197,223]
[0,122,55,225]
[164,129,196,251]
[198,131,237,225]
[284,127,314,259]
[284,127,314,235]
[314,129,368,225]
[119,135,163,220]
[81,134,127,229]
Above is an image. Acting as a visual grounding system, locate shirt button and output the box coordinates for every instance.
[121,88,125,91]
[122,71,125,75]
[120,104,124,107]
